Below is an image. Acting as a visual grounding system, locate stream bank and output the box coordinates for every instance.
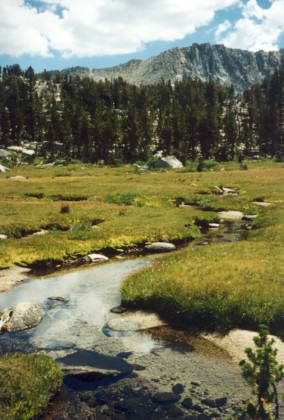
[0,219,275,419]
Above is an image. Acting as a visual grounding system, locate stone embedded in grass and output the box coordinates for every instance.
[10,175,27,181]
[144,242,176,252]
[0,302,44,333]
[87,253,109,263]
[214,186,238,196]
[242,214,257,221]
[252,201,272,207]
[208,223,220,228]
[218,210,244,221]
[32,229,48,236]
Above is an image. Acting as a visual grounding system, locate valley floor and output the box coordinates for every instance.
[0,160,283,331]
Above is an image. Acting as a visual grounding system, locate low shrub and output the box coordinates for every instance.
[0,353,62,419]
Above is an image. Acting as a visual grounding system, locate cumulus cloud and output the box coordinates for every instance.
[0,0,240,57]
[216,0,284,51]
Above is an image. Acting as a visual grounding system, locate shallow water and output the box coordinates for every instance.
[0,221,249,356]
[0,258,162,354]
[0,223,255,417]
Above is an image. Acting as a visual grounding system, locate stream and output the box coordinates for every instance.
[0,222,252,419]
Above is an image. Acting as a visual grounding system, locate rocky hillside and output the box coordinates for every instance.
[48,44,284,91]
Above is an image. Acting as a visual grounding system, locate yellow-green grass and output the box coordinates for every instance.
[0,161,283,271]
[0,353,62,419]
[118,162,284,331]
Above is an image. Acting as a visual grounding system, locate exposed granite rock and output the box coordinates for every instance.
[46,44,284,92]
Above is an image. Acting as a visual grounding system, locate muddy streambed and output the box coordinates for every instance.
[0,222,254,419]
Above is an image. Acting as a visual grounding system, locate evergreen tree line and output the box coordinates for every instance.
[0,64,284,164]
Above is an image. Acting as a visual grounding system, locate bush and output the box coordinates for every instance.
[0,353,62,419]
[240,325,284,419]
[197,159,220,172]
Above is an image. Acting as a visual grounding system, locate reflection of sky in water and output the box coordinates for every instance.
[0,259,160,354]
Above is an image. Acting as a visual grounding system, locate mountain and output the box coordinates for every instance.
[45,44,284,92]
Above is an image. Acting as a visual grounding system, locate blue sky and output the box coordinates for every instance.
[0,0,283,72]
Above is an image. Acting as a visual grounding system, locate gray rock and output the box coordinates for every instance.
[0,164,9,173]
[172,383,185,394]
[48,296,68,303]
[0,149,11,159]
[152,155,183,169]
[145,242,176,252]
[87,253,109,263]
[208,223,220,229]
[107,318,142,332]
[243,214,257,221]
[218,211,244,221]
[202,397,227,408]
[110,306,128,314]
[7,146,35,156]
[10,176,27,181]
[0,302,44,332]
[182,397,194,409]
[65,44,284,93]
[32,229,48,236]
[152,392,180,404]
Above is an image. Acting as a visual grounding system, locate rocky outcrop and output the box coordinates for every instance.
[50,44,284,92]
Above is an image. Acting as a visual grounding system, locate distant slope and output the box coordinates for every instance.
[43,43,284,91]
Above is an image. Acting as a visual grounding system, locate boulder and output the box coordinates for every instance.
[0,149,11,159]
[7,146,35,156]
[0,164,9,173]
[218,211,244,221]
[145,242,176,252]
[87,253,109,263]
[0,303,44,333]
[152,155,183,169]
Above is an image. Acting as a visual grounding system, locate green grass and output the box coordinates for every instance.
[1,160,284,332]
[118,161,284,332]
[0,353,62,419]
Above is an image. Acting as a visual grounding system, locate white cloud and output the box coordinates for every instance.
[216,0,284,51]
[215,20,232,38]
[0,0,240,57]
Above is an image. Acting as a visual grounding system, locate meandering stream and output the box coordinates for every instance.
[0,222,253,418]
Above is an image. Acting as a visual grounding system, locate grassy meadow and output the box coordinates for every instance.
[0,160,284,330]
